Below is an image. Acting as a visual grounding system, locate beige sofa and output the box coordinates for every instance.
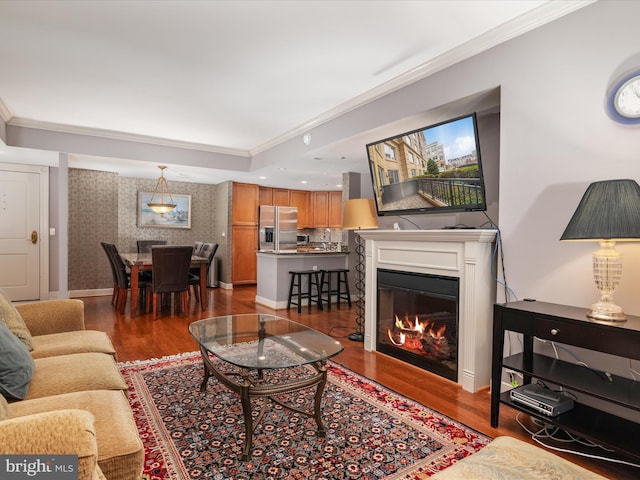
[0,291,144,480]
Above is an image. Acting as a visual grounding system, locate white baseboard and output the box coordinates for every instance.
[69,289,112,298]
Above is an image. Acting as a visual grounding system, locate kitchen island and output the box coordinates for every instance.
[256,249,349,309]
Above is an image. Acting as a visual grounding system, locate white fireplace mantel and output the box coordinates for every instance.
[358,229,497,393]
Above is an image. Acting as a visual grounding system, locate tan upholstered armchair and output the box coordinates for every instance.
[0,405,107,480]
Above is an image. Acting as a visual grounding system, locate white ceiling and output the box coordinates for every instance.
[0,0,590,189]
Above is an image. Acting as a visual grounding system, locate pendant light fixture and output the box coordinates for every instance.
[147,165,177,214]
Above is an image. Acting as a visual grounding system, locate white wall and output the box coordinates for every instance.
[258,1,640,315]
[491,2,640,313]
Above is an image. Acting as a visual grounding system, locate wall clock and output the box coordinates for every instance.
[606,69,640,125]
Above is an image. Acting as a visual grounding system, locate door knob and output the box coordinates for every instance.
[31,231,38,245]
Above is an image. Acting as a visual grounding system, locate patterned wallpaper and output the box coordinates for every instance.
[68,169,119,290]
[69,168,220,291]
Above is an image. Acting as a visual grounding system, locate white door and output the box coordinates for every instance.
[0,169,41,300]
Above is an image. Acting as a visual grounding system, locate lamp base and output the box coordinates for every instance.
[348,332,364,342]
[587,300,627,322]
[587,309,627,323]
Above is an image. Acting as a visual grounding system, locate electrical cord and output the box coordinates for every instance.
[397,215,422,229]
[515,412,640,468]
[481,212,518,303]
[326,325,352,339]
[534,337,613,383]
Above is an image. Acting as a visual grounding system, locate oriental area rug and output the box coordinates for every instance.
[119,352,491,479]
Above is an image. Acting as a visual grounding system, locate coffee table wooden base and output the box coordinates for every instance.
[197,347,328,461]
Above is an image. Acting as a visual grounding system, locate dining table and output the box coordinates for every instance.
[120,252,210,315]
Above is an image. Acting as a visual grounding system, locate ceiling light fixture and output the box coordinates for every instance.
[147,165,176,214]
[303,133,312,145]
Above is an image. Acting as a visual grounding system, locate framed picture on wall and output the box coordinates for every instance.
[137,191,192,229]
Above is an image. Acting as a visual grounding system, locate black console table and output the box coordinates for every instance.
[491,300,640,461]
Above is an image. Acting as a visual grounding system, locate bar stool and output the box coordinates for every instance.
[287,270,323,313]
[319,268,352,310]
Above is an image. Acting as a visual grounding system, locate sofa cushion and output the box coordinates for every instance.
[0,288,33,350]
[31,330,117,359]
[0,322,35,400]
[8,390,144,480]
[0,393,8,421]
[22,352,127,401]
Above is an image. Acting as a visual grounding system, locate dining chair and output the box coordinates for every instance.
[189,242,218,302]
[102,242,146,314]
[193,241,204,256]
[145,245,193,319]
[137,239,167,253]
[101,242,119,306]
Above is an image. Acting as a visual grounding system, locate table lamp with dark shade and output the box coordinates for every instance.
[343,198,379,341]
[560,179,640,322]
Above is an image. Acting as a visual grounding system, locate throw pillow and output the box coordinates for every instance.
[0,288,33,351]
[0,321,35,400]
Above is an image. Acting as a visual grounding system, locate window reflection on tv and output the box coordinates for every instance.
[366,113,487,216]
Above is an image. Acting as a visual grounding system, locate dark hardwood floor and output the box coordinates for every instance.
[82,286,636,479]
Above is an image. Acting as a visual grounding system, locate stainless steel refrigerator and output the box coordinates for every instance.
[258,205,298,252]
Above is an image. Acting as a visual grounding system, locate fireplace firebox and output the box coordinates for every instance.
[376,268,459,381]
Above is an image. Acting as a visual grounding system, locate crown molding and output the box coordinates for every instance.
[7,117,251,158]
[4,1,593,159]
[250,0,594,156]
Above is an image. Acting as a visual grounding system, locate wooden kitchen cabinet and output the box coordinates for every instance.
[258,186,291,207]
[232,182,259,225]
[231,225,258,284]
[230,182,343,284]
[311,190,342,227]
[312,191,329,227]
[289,190,311,228]
[232,182,259,284]
[328,191,343,227]
[272,188,290,206]
[258,186,273,206]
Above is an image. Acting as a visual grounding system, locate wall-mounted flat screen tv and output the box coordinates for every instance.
[366,113,486,216]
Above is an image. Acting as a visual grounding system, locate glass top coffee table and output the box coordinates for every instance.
[188,314,344,460]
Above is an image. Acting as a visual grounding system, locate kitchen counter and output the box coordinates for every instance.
[255,250,349,308]
[257,248,349,255]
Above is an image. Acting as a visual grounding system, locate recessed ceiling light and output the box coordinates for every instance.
[301,180,308,184]
[259,176,267,179]
[303,134,311,145]
[279,167,286,171]
[336,184,342,188]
